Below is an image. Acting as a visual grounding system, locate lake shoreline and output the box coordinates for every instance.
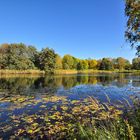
[54,69,140,75]
[0,69,140,75]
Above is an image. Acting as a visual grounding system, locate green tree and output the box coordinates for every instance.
[125,0,140,56]
[88,59,98,69]
[0,44,9,69]
[99,58,113,70]
[0,43,35,70]
[116,57,127,71]
[55,54,62,69]
[28,45,38,64]
[62,55,74,69]
[132,58,140,70]
[38,48,56,73]
[77,60,89,70]
[125,60,132,70]
[72,57,80,69]
[97,60,101,70]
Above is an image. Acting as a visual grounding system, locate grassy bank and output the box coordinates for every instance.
[54,69,116,74]
[0,70,45,75]
[0,69,140,75]
[54,69,140,75]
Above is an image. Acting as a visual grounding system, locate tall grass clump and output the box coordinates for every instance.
[0,69,45,74]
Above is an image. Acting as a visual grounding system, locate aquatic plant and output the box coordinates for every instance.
[0,94,138,139]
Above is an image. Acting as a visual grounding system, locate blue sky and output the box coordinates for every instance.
[0,0,136,61]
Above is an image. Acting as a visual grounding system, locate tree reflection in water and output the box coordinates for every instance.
[0,73,139,97]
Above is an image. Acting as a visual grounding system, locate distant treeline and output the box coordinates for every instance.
[0,43,140,73]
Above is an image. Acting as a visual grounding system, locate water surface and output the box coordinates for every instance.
[0,73,140,139]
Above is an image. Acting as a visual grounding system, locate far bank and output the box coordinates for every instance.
[0,69,140,75]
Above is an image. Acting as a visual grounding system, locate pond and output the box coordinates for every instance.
[0,73,140,139]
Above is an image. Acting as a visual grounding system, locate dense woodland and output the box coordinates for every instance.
[0,43,140,73]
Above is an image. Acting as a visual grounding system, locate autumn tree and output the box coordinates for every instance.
[62,55,74,69]
[77,60,89,70]
[116,57,127,71]
[55,54,62,69]
[88,59,98,69]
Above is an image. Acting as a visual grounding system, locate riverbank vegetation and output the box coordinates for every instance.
[0,69,44,74]
[0,43,140,74]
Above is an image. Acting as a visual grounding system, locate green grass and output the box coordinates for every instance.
[72,120,136,140]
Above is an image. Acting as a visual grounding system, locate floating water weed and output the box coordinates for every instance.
[0,94,138,139]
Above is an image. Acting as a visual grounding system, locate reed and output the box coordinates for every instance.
[0,69,45,74]
[54,69,140,75]
[0,69,140,75]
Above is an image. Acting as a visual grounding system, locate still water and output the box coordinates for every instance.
[0,73,140,139]
[0,73,140,101]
